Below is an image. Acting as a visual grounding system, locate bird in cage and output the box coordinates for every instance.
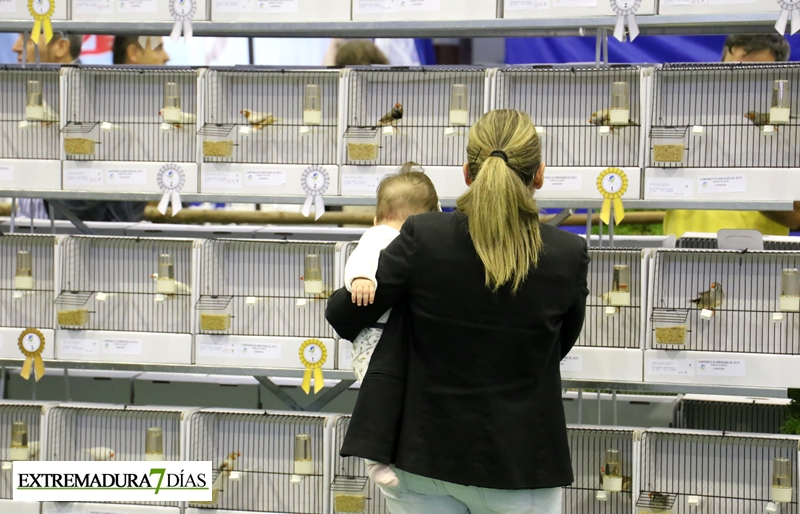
[159,109,197,129]
[240,109,280,130]
[150,273,192,295]
[85,446,115,460]
[588,109,637,130]
[744,110,797,128]
[211,451,241,492]
[647,491,671,509]
[378,103,404,127]
[691,282,724,312]
[599,467,632,491]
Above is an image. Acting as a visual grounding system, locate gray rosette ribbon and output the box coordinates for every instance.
[169,0,196,43]
[611,0,642,42]
[775,0,800,35]
[300,165,330,221]
[157,164,186,216]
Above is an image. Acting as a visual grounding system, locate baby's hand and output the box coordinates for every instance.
[351,278,376,306]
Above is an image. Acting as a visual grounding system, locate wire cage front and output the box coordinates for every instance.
[639,429,800,513]
[675,395,790,434]
[0,234,56,331]
[648,63,800,169]
[494,65,644,169]
[331,416,389,514]
[56,236,194,335]
[0,402,49,501]
[0,65,60,161]
[62,66,198,163]
[564,426,639,514]
[43,404,188,509]
[201,68,339,165]
[185,410,330,513]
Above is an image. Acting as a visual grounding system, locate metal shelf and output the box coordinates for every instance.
[0,359,787,397]
[1,191,794,211]
[0,13,783,37]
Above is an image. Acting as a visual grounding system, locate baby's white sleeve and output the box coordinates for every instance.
[344,227,399,292]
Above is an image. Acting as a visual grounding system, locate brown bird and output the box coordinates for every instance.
[647,491,671,509]
[378,103,403,127]
[588,109,636,130]
[745,110,797,127]
[240,109,279,130]
[691,282,724,311]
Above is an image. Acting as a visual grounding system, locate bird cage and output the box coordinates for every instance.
[211,0,349,21]
[41,403,196,514]
[184,408,334,514]
[503,0,656,19]
[645,249,800,388]
[351,0,495,21]
[0,65,62,191]
[645,63,800,202]
[199,68,341,199]
[341,66,491,199]
[331,415,389,514]
[639,428,800,513]
[566,248,647,382]
[55,235,196,364]
[194,239,337,369]
[675,394,791,434]
[493,65,646,200]
[334,242,358,371]
[678,234,800,251]
[565,426,641,513]
[0,401,54,514]
[70,0,209,22]
[60,66,200,199]
[0,0,68,21]
[0,234,57,360]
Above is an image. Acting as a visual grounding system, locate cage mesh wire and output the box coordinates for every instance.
[0,65,60,160]
[564,427,636,513]
[186,411,327,513]
[344,67,487,167]
[650,249,800,354]
[337,242,358,289]
[57,236,193,333]
[0,234,55,329]
[62,66,198,162]
[649,63,800,168]
[332,416,390,514]
[578,248,643,349]
[494,65,642,168]
[196,240,336,338]
[640,430,800,513]
[43,405,184,507]
[201,68,339,165]
[0,403,45,500]
[678,237,800,251]
[675,398,789,434]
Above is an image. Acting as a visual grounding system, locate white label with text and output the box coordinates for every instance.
[64,169,103,186]
[75,0,113,14]
[697,175,746,194]
[237,342,281,360]
[258,0,298,12]
[59,339,100,355]
[117,0,158,13]
[215,0,255,11]
[101,338,143,356]
[197,341,238,358]
[106,168,146,185]
[395,0,440,11]
[354,0,394,13]
[203,171,243,189]
[553,0,597,6]
[646,178,694,197]
[506,0,551,9]
[342,174,382,192]
[647,358,694,376]
[696,359,745,377]
[0,0,17,13]
[545,174,582,191]
[0,165,13,181]
[245,170,286,186]
[560,354,583,372]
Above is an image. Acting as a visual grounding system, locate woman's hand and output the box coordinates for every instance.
[351,278,376,306]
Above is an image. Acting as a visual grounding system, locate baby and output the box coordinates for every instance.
[343,163,439,486]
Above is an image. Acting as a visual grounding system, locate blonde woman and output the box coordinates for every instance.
[327,109,589,514]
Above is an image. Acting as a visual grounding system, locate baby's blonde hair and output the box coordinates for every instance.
[375,162,439,223]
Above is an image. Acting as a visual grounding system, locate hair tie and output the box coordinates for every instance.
[489,150,508,163]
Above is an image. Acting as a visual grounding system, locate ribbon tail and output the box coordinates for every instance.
[34,355,45,382]
[31,19,42,45]
[613,14,626,42]
[791,8,800,35]
[20,356,32,381]
[599,198,612,225]
[313,194,325,221]
[157,192,171,215]
[626,14,639,41]
[170,21,182,42]
[775,8,790,35]
[313,367,324,394]
[171,191,182,216]
[301,194,313,218]
[301,368,312,395]
[43,18,53,44]
[184,20,193,41]
[613,197,625,224]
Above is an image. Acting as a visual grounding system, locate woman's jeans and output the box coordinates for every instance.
[378,468,563,514]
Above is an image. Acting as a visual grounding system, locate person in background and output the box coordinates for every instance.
[112,36,170,66]
[664,34,800,238]
[11,32,82,220]
[323,39,390,67]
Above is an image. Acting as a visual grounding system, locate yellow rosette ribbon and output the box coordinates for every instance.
[596,167,628,225]
[28,0,55,45]
[298,339,327,395]
[18,328,46,382]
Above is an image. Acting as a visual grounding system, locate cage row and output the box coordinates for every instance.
[0,0,793,25]
[1,401,798,514]
[1,62,797,202]
[5,233,800,387]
